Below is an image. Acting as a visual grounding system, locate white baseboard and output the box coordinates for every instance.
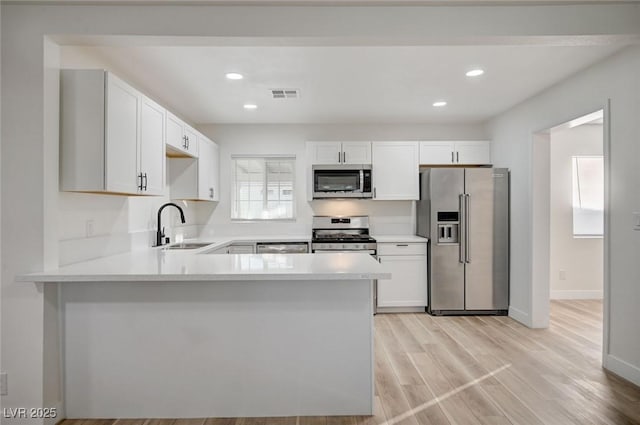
[604,354,640,387]
[508,306,530,326]
[550,290,603,300]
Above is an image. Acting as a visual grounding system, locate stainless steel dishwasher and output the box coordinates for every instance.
[255,242,309,254]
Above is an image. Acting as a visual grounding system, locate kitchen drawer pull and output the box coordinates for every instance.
[396,244,409,247]
[142,173,148,191]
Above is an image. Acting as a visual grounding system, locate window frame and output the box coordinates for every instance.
[571,154,604,239]
[230,154,296,222]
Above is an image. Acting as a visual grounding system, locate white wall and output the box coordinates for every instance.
[549,124,603,300]
[197,123,486,237]
[488,45,640,385]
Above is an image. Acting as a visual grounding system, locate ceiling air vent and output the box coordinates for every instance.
[271,89,300,99]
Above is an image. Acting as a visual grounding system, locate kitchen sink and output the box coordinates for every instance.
[164,242,214,250]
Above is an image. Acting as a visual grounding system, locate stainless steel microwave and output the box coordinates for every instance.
[312,165,372,199]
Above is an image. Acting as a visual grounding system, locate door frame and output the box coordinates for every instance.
[529,102,610,363]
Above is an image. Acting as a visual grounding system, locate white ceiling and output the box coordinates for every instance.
[61,44,623,124]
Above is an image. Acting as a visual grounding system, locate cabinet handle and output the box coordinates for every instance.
[456,151,459,163]
[143,173,148,191]
[343,152,346,163]
[373,187,377,198]
[338,151,341,163]
[187,136,190,150]
[210,187,214,199]
[137,173,143,190]
[396,244,409,247]
[451,151,454,163]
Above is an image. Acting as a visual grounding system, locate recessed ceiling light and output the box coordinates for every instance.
[433,101,447,107]
[466,69,485,77]
[243,104,258,110]
[225,72,244,80]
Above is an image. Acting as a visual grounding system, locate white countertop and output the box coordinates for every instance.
[372,235,429,243]
[18,247,390,282]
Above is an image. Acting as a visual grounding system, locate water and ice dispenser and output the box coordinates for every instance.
[436,211,459,244]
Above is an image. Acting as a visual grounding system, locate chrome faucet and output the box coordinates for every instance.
[156,202,186,247]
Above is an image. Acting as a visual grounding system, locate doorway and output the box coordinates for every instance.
[531,108,608,362]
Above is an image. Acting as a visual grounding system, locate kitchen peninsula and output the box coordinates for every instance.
[19,248,389,419]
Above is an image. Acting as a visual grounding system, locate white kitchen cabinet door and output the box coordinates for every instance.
[419,142,455,165]
[342,142,372,164]
[105,73,140,194]
[308,142,342,165]
[183,125,199,157]
[170,136,219,202]
[139,96,166,195]
[197,138,219,201]
[372,142,419,200]
[166,112,198,158]
[210,142,220,201]
[377,255,428,308]
[455,141,492,165]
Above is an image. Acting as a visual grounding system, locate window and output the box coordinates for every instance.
[572,156,604,237]
[231,156,295,220]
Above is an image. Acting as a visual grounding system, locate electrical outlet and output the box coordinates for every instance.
[559,270,567,281]
[85,219,95,238]
[1,372,8,396]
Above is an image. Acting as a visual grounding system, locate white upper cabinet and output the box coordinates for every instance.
[419,141,491,165]
[372,142,419,200]
[308,141,372,165]
[169,134,219,202]
[166,111,199,158]
[454,141,492,165]
[197,137,220,202]
[104,73,140,194]
[139,96,166,196]
[342,142,372,164]
[60,70,165,196]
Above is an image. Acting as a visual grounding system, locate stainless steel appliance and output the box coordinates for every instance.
[256,242,309,254]
[311,216,378,313]
[417,168,509,315]
[312,165,372,199]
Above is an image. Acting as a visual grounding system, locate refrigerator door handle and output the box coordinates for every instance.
[459,194,465,263]
[465,193,471,263]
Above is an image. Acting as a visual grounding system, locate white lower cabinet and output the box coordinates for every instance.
[377,243,428,310]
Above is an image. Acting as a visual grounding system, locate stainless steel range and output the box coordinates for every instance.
[311,216,377,255]
[312,216,378,314]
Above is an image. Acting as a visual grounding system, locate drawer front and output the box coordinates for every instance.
[377,242,427,256]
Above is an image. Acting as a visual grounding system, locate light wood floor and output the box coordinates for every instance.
[61,300,640,425]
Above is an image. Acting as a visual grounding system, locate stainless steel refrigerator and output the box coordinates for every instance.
[417,168,509,315]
